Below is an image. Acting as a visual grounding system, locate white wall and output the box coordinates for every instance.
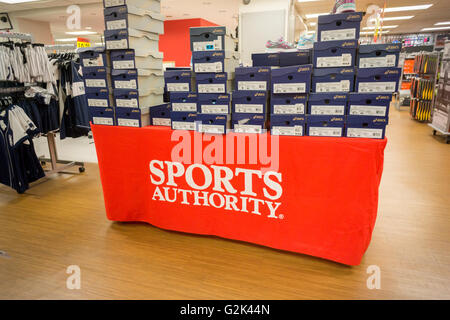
[238,0,293,66]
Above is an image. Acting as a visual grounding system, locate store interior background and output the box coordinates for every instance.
[1,0,448,162]
[0,0,449,300]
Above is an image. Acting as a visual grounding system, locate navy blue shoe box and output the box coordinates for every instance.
[232,91,268,114]
[171,112,198,131]
[270,94,307,115]
[346,116,388,139]
[80,47,108,69]
[198,93,230,114]
[251,50,312,67]
[150,103,172,127]
[357,43,401,69]
[251,53,280,67]
[164,70,192,93]
[317,12,363,42]
[84,67,109,93]
[190,26,227,52]
[232,113,267,134]
[86,88,111,108]
[355,67,402,93]
[192,51,226,73]
[196,73,228,94]
[279,50,311,67]
[235,67,271,91]
[90,107,116,126]
[313,40,357,68]
[170,92,198,112]
[196,114,230,134]
[115,107,142,127]
[271,115,306,136]
[312,67,355,93]
[347,93,392,118]
[308,93,347,115]
[271,65,312,94]
[306,115,345,137]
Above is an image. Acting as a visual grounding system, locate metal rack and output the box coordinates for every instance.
[45,44,77,53]
[0,31,33,42]
[39,131,86,174]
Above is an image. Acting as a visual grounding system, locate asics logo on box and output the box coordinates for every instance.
[188,113,197,117]
[293,95,306,99]
[181,72,191,76]
[212,28,224,34]
[341,68,353,74]
[253,115,264,120]
[216,116,226,120]
[386,45,400,50]
[258,68,270,73]
[376,95,390,100]
[384,70,399,75]
[331,117,344,122]
[254,93,265,97]
[334,95,346,99]
[188,94,197,98]
[268,54,278,58]
[218,95,228,99]
[346,14,361,20]
[212,52,224,57]
[373,118,386,123]
[342,41,356,47]
[293,117,305,121]
[215,74,226,78]
[297,67,310,72]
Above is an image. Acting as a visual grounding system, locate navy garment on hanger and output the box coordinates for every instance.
[60,61,90,140]
[0,105,45,193]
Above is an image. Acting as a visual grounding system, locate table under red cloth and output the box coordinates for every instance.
[91,124,387,266]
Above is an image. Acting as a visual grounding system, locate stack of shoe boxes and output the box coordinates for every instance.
[270,65,312,136]
[349,43,401,138]
[103,0,166,127]
[164,67,194,129]
[252,49,312,136]
[307,12,363,137]
[190,26,238,134]
[232,67,271,133]
[79,47,115,126]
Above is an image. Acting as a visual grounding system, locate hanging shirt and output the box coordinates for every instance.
[0,105,44,193]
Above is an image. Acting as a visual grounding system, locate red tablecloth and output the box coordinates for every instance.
[92,125,387,265]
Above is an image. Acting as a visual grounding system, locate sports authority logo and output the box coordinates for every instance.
[148,131,283,220]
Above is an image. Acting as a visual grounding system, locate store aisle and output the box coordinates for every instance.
[0,109,449,299]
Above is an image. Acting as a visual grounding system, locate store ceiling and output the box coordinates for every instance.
[0,0,449,43]
[296,0,450,34]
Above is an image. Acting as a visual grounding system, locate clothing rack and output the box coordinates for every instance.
[0,33,86,188]
[42,45,85,175]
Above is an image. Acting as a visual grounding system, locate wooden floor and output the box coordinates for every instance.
[1,108,449,300]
